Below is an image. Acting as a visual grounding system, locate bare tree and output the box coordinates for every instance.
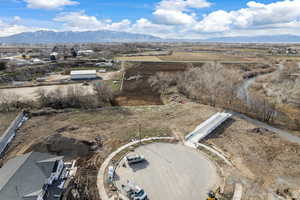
[0,91,21,112]
[93,82,113,104]
[175,62,241,107]
[148,72,177,95]
[0,62,6,71]
[291,78,300,105]
[36,88,48,107]
[36,86,99,109]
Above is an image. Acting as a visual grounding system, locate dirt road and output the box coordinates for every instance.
[231,111,300,144]
[237,63,282,107]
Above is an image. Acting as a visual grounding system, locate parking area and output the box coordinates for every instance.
[115,143,220,200]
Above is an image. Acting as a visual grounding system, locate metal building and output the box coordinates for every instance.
[70,70,97,80]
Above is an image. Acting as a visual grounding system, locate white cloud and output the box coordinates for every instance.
[54,11,104,31]
[154,0,211,25]
[157,0,212,11]
[0,18,47,37]
[54,11,134,32]
[13,16,21,23]
[108,20,131,31]
[52,12,174,37]
[194,10,232,32]
[24,0,79,10]
[2,0,300,39]
[131,18,174,36]
[153,9,196,25]
[194,0,300,33]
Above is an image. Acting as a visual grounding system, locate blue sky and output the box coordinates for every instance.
[1,0,300,38]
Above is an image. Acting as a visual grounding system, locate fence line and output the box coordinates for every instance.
[0,111,28,158]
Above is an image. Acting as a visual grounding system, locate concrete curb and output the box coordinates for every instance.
[184,141,233,166]
[197,143,233,166]
[97,137,174,200]
[194,144,244,200]
[232,183,243,200]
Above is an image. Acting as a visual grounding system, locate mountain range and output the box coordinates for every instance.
[1,30,300,43]
[0,30,162,43]
[203,35,300,43]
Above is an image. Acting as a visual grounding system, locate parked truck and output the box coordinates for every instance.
[122,181,148,200]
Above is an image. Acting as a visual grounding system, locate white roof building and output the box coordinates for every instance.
[77,50,94,56]
[70,70,97,80]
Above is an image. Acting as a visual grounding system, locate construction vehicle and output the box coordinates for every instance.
[207,191,218,200]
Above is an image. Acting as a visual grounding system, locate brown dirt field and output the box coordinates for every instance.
[122,61,202,92]
[119,61,199,106]
[0,112,17,136]
[4,103,218,161]
[114,94,162,106]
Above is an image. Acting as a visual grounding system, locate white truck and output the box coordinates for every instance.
[125,154,145,165]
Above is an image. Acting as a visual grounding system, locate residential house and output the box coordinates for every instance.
[0,152,65,200]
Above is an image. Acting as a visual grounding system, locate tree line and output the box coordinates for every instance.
[0,83,113,112]
[149,62,278,124]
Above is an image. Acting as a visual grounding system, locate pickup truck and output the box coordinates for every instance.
[122,182,148,200]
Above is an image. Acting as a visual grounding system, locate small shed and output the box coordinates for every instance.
[71,70,97,80]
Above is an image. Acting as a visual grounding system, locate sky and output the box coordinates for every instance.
[1,0,300,39]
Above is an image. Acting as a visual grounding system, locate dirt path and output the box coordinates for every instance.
[237,77,256,105]
[230,111,300,145]
[234,62,300,144]
[237,63,283,107]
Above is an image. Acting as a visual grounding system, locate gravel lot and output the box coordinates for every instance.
[115,143,219,200]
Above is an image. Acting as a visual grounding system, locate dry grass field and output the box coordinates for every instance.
[116,56,162,61]
[158,52,244,61]
[269,55,300,61]
[171,45,269,53]
[0,112,17,136]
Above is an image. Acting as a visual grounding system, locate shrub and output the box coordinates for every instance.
[0,62,6,71]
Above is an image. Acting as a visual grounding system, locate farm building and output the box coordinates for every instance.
[70,70,97,80]
[77,50,94,56]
